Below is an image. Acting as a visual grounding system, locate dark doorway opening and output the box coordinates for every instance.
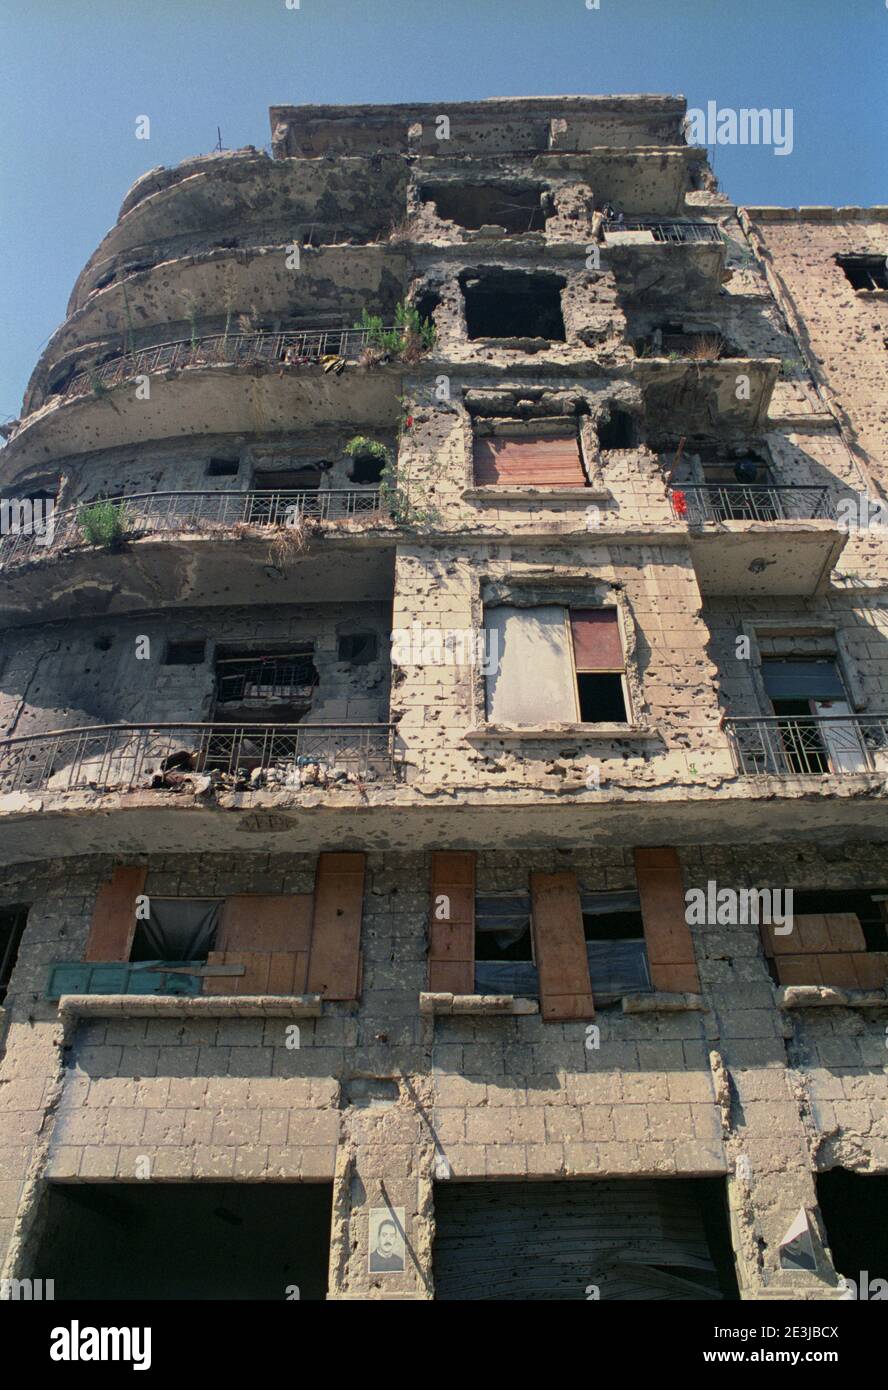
[31,1182,333,1300]
[460,269,566,341]
[817,1169,888,1287]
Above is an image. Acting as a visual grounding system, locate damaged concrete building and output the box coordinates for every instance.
[0,95,887,1301]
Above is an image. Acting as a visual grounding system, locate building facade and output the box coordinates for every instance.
[0,96,886,1300]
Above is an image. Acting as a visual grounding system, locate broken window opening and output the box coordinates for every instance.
[596,407,637,450]
[164,640,207,666]
[817,1171,888,1290]
[213,644,318,724]
[129,898,222,964]
[421,183,551,235]
[836,255,888,292]
[337,631,379,665]
[0,905,28,1004]
[789,890,888,954]
[581,891,651,998]
[473,892,539,996]
[459,268,566,341]
[412,287,442,327]
[347,451,386,485]
[207,456,240,477]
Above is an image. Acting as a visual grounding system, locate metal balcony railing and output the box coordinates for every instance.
[0,722,399,794]
[725,714,888,776]
[670,484,832,524]
[57,326,396,402]
[604,220,723,244]
[0,488,385,571]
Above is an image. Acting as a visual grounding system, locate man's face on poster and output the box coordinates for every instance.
[377,1221,398,1256]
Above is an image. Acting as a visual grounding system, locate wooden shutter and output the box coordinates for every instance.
[530,871,595,1021]
[84,865,146,962]
[570,610,623,670]
[429,852,475,994]
[485,606,576,724]
[306,853,366,1000]
[633,848,700,994]
[204,894,314,996]
[473,433,586,487]
[761,913,887,989]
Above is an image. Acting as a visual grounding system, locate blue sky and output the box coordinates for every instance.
[1,0,885,420]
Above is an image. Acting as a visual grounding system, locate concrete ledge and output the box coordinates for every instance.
[462,486,610,504]
[777,985,888,1010]
[465,723,660,742]
[622,991,706,1014]
[57,993,324,1020]
[419,992,538,1016]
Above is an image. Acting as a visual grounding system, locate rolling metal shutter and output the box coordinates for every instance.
[434,1180,724,1300]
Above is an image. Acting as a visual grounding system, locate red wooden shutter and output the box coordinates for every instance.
[473,433,586,487]
[204,895,314,996]
[570,609,623,670]
[306,853,366,1000]
[633,848,701,993]
[428,852,475,994]
[84,865,146,961]
[530,871,595,1020]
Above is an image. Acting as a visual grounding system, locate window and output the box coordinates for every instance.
[207,457,240,477]
[130,899,221,963]
[596,407,637,450]
[473,893,538,995]
[581,891,651,997]
[484,605,628,724]
[762,889,888,989]
[762,658,865,774]
[701,457,776,521]
[472,425,586,487]
[0,906,28,1004]
[459,268,566,341]
[421,183,550,235]
[346,451,385,485]
[213,644,318,723]
[337,632,378,665]
[253,467,324,492]
[836,255,888,292]
[164,640,206,666]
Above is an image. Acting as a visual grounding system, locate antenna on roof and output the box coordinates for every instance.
[215,127,224,152]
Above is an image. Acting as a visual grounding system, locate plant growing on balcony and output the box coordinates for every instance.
[344,435,390,469]
[687,334,724,361]
[353,300,436,364]
[77,500,130,549]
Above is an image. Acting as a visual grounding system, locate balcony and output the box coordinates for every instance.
[1,330,403,477]
[0,489,396,624]
[0,721,399,796]
[54,327,395,404]
[604,220,723,245]
[669,484,846,596]
[725,714,888,777]
[604,221,726,301]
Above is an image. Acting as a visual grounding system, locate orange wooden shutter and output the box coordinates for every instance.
[530,871,595,1021]
[204,894,314,995]
[84,865,146,961]
[306,853,366,1000]
[473,433,586,486]
[761,912,887,989]
[633,848,700,994]
[428,852,475,994]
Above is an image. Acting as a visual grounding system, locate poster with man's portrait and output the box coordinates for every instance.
[368,1207,406,1273]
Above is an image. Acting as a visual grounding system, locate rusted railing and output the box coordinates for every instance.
[0,722,399,794]
[57,326,396,401]
[0,488,385,571]
[670,484,832,524]
[605,220,723,244]
[724,714,888,776]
